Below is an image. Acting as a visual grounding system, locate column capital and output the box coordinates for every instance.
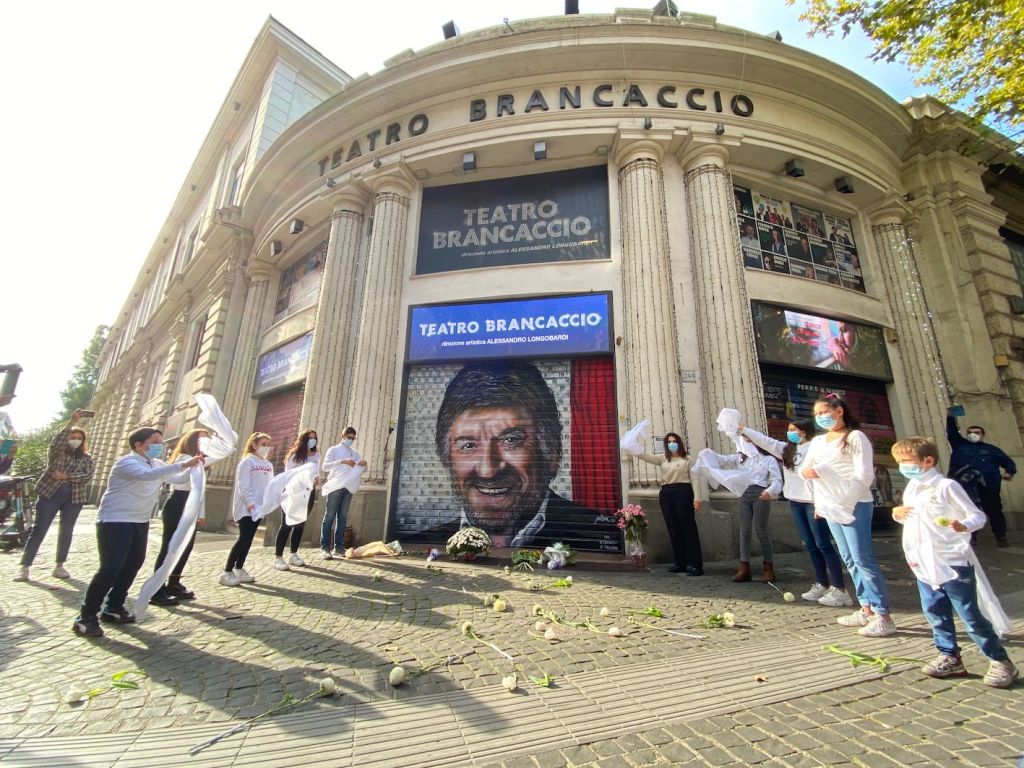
[245,258,275,283]
[366,161,417,198]
[330,183,371,216]
[677,134,742,172]
[865,194,913,228]
[611,126,676,167]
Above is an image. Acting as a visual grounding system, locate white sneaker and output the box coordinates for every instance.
[273,557,290,571]
[234,568,255,584]
[837,608,870,627]
[12,566,29,582]
[818,587,854,607]
[801,583,828,602]
[858,614,897,637]
[219,571,240,587]
[288,553,305,567]
[319,549,333,560]
[52,565,70,579]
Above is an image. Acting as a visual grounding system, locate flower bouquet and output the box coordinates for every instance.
[510,549,543,571]
[542,542,576,569]
[615,503,648,567]
[446,526,491,561]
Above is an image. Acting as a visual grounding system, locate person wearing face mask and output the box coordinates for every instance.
[15,409,95,582]
[636,432,704,575]
[222,432,274,586]
[742,419,852,607]
[319,427,366,559]
[801,393,895,638]
[72,427,203,637]
[946,409,1016,547]
[273,428,320,570]
[890,436,1017,688]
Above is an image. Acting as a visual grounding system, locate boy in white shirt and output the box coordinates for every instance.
[891,437,1017,688]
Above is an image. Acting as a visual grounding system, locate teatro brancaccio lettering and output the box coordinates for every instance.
[315,83,754,175]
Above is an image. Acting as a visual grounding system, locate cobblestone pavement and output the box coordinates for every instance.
[0,508,1022,766]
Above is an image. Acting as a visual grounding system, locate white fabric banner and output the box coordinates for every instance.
[134,394,237,621]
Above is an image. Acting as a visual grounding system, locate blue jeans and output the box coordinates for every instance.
[826,501,891,615]
[21,484,82,567]
[790,501,845,588]
[321,489,353,552]
[917,566,1008,661]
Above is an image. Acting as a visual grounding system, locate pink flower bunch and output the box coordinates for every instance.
[615,504,648,537]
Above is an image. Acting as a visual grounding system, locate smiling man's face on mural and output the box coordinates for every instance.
[447,405,553,533]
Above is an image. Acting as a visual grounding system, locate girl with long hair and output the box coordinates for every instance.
[743,418,851,607]
[149,428,208,605]
[221,432,274,587]
[801,393,895,637]
[637,432,704,575]
[15,409,94,582]
[273,428,320,570]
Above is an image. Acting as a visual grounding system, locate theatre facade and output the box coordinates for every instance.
[86,11,1024,557]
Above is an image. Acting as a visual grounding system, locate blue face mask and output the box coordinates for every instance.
[814,414,836,430]
[146,443,164,460]
[667,442,679,454]
[786,431,802,444]
[343,438,354,447]
[899,463,924,479]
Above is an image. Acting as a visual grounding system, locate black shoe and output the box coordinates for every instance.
[166,582,195,600]
[100,607,136,624]
[667,565,685,573]
[687,567,704,576]
[149,587,179,607]
[996,538,1009,548]
[73,615,104,637]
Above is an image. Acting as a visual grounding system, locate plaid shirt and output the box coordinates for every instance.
[36,428,95,505]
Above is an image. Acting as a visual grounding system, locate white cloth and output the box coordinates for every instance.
[693,448,755,498]
[134,393,237,621]
[804,431,874,515]
[97,454,190,524]
[716,408,758,459]
[232,455,274,521]
[263,462,319,525]
[808,464,855,524]
[899,470,1011,637]
[742,427,813,503]
[321,442,364,497]
[619,419,650,457]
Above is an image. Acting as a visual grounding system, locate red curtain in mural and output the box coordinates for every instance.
[569,357,621,513]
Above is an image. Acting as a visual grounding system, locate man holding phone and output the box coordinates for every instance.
[947,406,1016,547]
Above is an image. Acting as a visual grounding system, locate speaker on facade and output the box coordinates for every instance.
[565,0,579,13]
[834,176,855,194]
[442,21,459,39]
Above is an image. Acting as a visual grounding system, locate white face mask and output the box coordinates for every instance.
[307,438,317,449]
[966,433,982,443]
[256,445,272,459]
[67,439,83,450]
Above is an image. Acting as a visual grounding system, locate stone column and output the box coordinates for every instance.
[299,186,370,444]
[614,135,685,487]
[870,206,950,439]
[681,143,766,449]
[210,262,274,484]
[344,169,415,484]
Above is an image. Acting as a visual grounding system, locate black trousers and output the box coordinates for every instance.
[153,490,196,580]
[81,522,149,619]
[275,488,314,556]
[226,516,260,571]
[978,484,1007,540]
[659,483,702,569]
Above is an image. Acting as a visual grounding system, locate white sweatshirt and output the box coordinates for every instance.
[231,454,274,521]
[803,430,874,513]
[97,453,190,524]
[742,428,813,503]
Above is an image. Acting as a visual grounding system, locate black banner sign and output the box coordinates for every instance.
[416,165,609,275]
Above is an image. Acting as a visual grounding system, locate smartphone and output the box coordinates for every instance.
[78,409,96,418]
[950,404,965,417]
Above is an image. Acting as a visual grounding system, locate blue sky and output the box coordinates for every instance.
[3,1,921,433]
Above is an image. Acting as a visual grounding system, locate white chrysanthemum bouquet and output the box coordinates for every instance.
[446,526,492,558]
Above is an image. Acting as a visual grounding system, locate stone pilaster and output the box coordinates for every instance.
[613,135,685,487]
[681,143,766,450]
[344,168,415,485]
[869,203,950,441]
[300,186,370,444]
[210,262,274,484]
